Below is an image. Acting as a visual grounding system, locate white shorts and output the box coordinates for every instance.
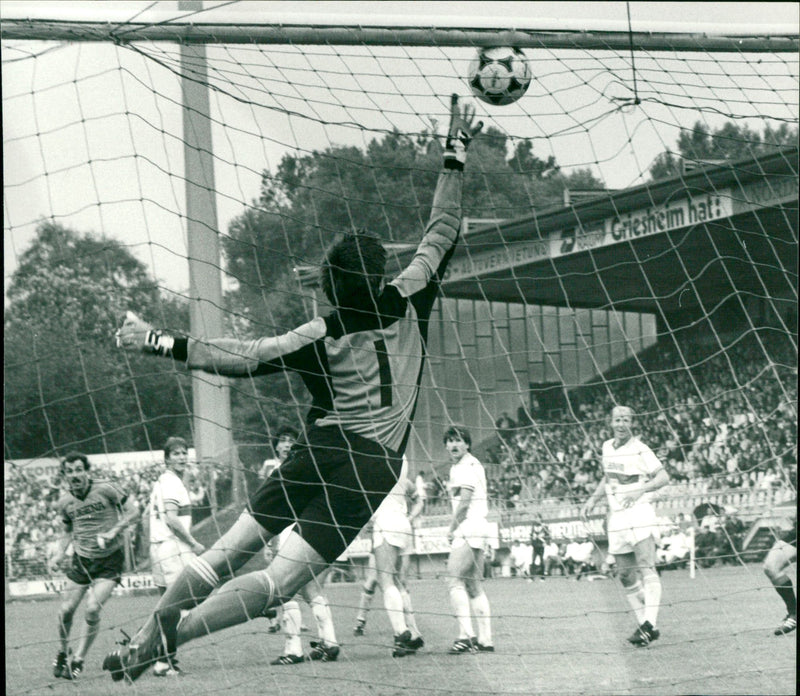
[373,510,413,554]
[150,538,196,589]
[451,517,490,551]
[607,504,659,556]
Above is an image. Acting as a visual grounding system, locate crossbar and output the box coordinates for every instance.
[1,19,798,53]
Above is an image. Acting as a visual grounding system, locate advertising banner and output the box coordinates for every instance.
[8,573,158,599]
[5,449,197,483]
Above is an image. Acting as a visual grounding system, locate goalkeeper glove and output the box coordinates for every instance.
[443,94,483,170]
[115,311,175,357]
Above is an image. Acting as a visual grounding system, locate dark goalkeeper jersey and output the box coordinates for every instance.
[172,169,463,454]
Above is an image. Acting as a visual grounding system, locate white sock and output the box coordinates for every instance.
[400,589,420,637]
[310,595,338,646]
[382,584,408,635]
[624,580,647,625]
[470,592,492,646]
[449,585,474,639]
[282,600,303,656]
[641,570,662,627]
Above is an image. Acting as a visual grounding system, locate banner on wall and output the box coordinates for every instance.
[500,516,606,544]
[4,449,197,483]
[8,573,158,599]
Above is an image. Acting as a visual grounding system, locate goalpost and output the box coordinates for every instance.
[3,3,797,694]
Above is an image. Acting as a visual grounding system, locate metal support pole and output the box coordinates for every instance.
[179,0,240,506]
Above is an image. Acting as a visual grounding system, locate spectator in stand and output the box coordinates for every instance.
[187,472,211,526]
[542,539,566,577]
[656,524,691,569]
[564,536,595,579]
[511,540,533,580]
[529,516,549,579]
[495,412,516,448]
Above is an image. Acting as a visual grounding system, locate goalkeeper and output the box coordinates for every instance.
[104,94,482,681]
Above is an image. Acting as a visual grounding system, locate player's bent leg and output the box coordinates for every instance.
[764,541,797,634]
[104,511,273,683]
[615,552,647,630]
[177,529,328,648]
[54,582,87,679]
[71,577,116,676]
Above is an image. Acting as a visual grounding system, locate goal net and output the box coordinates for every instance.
[3,5,797,695]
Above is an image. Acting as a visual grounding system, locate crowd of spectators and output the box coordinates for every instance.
[481,329,796,509]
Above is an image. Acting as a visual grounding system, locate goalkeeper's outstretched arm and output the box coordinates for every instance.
[390,94,482,299]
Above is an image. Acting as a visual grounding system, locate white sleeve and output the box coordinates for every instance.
[639,442,663,476]
[452,462,478,492]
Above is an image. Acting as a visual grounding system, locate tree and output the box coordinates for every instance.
[4,221,191,459]
[220,126,605,445]
[650,121,799,180]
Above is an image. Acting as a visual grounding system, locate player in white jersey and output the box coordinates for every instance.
[443,426,494,654]
[149,437,205,676]
[353,457,425,656]
[259,427,299,633]
[581,406,670,646]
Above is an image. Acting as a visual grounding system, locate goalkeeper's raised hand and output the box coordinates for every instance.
[443,93,484,169]
[115,311,175,356]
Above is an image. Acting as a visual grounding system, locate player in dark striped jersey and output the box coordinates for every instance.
[104,94,483,682]
[50,452,139,680]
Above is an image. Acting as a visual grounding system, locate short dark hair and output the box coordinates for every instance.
[164,436,189,459]
[320,231,386,311]
[443,425,472,448]
[272,427,298,451]
[61,451,90,472]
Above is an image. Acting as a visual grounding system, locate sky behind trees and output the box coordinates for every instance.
[3,2,798,298]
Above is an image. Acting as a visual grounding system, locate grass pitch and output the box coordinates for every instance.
[5,564,795,695]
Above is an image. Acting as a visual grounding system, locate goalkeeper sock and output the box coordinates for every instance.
[175,571,275,645]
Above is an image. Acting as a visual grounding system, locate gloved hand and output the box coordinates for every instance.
[443,93,484,168]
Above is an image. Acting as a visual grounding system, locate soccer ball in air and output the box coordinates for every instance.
[467,46,531,106]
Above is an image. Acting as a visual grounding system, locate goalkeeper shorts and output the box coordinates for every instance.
[248,425,402,564]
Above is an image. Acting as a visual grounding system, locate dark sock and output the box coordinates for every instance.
[774,577,796,614]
